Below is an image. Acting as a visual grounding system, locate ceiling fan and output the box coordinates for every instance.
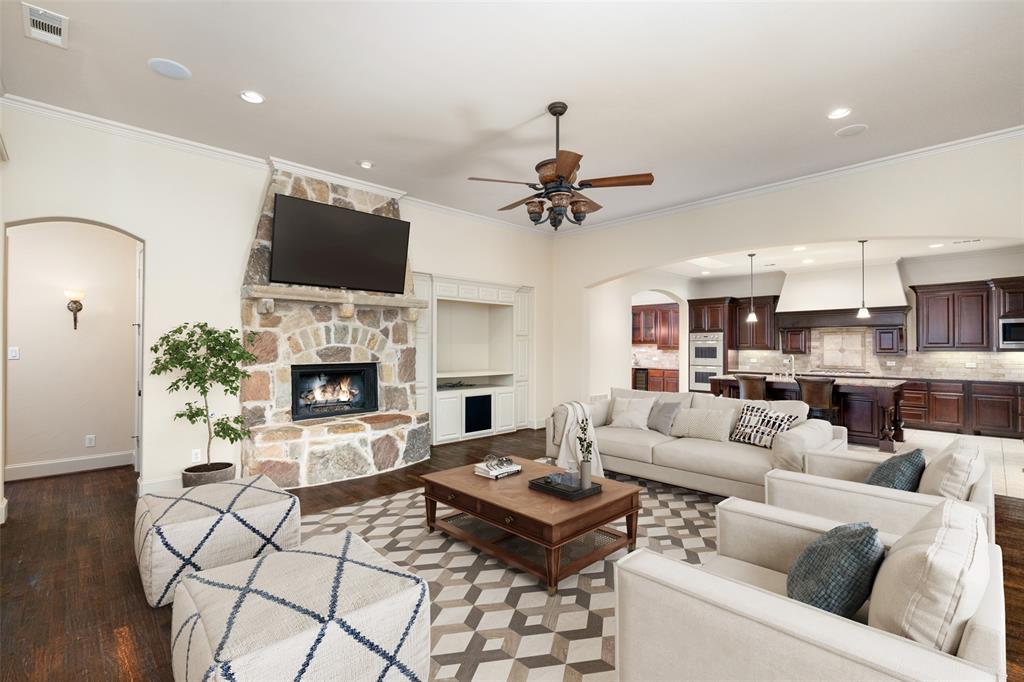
[468,101,654,230]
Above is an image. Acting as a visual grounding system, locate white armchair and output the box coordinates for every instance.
[766,448,995,542]
[615,498,1006,681]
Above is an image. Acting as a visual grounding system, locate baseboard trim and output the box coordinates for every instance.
[4,451,134,481]
[0,497,7,524]
[137,475,185,497]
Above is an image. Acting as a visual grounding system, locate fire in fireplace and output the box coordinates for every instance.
[291,363,379,420]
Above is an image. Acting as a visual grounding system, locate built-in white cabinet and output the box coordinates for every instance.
[428,276,533,444]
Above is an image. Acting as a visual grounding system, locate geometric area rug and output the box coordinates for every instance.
[300,474,723,682]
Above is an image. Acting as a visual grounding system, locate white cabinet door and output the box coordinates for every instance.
[434,393,462,444]
[514,291,530,336]
[515,382,528,428]
[495,389,515,433]
[514,337,529,381]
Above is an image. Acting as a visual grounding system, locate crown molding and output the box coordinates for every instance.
[268,157,406,201]
[399,195,548,235]
[899,243,1024,267]
[558,125,1024,238]
[0,94,267,169]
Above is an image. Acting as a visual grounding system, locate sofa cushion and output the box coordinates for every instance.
[868,500,989,653]
[669,408,735,442]
[865,450,926,491]
[768,400,810,425]
[771,419,836,472]
[595,426,676,464]
[648,402,680,435]
[653,438,774,486]
[918,440,984,501]
[731,405,798,449]
[787,522,885,619]
[610,397,656,430]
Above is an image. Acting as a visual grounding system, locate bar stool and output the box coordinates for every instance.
[797,377,839,424]
[736,375,768,401]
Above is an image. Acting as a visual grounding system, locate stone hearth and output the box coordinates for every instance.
[239,167,429,488]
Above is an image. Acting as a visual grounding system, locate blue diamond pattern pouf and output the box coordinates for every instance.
[134,475,301,607]
[170,530,430,682]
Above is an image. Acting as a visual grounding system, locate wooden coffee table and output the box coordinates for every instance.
[421,457,641,595]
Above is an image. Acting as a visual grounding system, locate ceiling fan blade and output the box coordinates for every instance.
[498,193,542,211]
[571,190,603,212]
[554,150,583,179]
[468,177,537,186]
[578,173,654,189]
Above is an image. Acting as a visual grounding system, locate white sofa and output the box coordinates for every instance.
[766,445,996,542]
[545,387,847,501]
[616,498,1006,681]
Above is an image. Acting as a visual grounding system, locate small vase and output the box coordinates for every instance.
[580,463,592,490]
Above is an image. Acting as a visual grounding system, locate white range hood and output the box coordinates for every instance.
[776,263,908,313]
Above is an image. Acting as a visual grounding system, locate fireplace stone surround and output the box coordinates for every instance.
[238,167,429,488]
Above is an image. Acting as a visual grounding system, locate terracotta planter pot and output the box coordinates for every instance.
[181,462,235,488]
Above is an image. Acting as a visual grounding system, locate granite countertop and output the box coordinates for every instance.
[712,374,906,389]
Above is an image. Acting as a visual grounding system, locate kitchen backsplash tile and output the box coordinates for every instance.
[632,344,680,369]
[737,326,1024,381]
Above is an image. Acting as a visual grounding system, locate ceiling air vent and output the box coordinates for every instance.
[22,3,69,49]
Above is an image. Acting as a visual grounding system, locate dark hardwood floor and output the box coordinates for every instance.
[1,428,1022,681]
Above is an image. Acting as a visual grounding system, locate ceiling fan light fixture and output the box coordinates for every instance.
[550,192,571,209]
[525,199,545,223]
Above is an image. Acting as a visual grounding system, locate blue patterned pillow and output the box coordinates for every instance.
[864,449,926,491]
[787,522,885,618]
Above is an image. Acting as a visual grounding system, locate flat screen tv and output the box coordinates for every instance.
[269,194,411,294]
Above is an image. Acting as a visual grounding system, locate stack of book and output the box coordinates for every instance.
[474,458,522,480]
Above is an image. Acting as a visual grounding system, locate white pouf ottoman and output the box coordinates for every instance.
[134,474,300,607]
[170,530,430,682]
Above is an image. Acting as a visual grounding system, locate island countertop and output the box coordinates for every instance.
[711,375,906,389]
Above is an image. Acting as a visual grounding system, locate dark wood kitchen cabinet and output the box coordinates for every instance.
[971,383,1018,436]
[839,393,880,443]
[991,277,1024,318]
[927,382,966,432]
[657,306,680,350]
[632,307,658,344]
[689,298,733,333]
[632,304,679,349]
[780,329,809,354]
[874,327,906,355]
[898,381,929,429]
[635,368,679,392]
[911,282,992,351]
[735,296,777,350]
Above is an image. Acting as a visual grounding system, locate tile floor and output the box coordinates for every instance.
[849,428,1024,498]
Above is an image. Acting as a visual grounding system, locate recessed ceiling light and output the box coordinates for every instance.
[835,123,869,138]
[793,246,807,252]
[700,271,711,276]
[148,58,192,80]
[828,107,852,120]
[357,160,374,170]
[239,90,265,104]
[802,258,815,264]
[929,243,945,249]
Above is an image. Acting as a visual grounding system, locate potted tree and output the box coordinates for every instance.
[150,322,256,487]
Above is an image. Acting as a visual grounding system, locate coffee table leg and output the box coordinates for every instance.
[545,546,561,596]
[425,497,437,532]
[626,511,639,552]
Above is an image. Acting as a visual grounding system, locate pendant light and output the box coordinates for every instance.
[856,239,871,319]
[746,253,758,323]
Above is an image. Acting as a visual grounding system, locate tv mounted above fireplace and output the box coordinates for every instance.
[270,194,411,294]
[291,363,379,421]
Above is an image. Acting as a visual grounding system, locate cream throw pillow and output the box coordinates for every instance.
[609,397,656,430]
[867,500,989,653]
[918,441,985,500]
[670,408,735,442]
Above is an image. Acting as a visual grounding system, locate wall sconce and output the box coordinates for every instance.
[64,290,85,329]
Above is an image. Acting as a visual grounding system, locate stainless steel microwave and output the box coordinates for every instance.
[999,318,1024,349]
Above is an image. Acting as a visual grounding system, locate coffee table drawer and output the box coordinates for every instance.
[425,483,470,510]
[478,501,547,540]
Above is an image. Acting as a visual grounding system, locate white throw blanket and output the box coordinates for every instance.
[556,401,604,477]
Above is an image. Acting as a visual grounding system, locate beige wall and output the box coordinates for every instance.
[5,222,137,477]
[552,133,1024,403]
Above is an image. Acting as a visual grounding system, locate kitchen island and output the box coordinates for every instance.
[710,374,906,451]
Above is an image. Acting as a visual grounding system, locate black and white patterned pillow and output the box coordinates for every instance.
[730,404,768,445]
[731,406,798,449]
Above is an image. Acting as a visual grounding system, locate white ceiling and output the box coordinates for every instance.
[660,238,1023,279]
[3,2,1022,229]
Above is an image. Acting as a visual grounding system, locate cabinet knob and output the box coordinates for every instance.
[504,515,514,525]
[446,493,456,501]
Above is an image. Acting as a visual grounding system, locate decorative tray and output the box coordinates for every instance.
[528,475,602,501]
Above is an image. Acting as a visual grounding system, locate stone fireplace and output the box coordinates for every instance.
[238,167,429,488]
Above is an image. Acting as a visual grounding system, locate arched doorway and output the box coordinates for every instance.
[3,218,144,505]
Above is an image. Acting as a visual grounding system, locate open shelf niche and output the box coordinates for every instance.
[435,299,514,388]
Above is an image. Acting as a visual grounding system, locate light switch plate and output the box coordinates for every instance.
[7,347,19,360]
[191,449,203,463]
[965,362,978,368]
[84,435,96,447]
[885,360,896,367]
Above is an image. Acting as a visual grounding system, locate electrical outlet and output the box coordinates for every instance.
[7,347,19,360]
[749,358,758,363]
[191,449,202,463]
[84,435,96,447]
[965,362,978,369]
[885,360,897,367]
